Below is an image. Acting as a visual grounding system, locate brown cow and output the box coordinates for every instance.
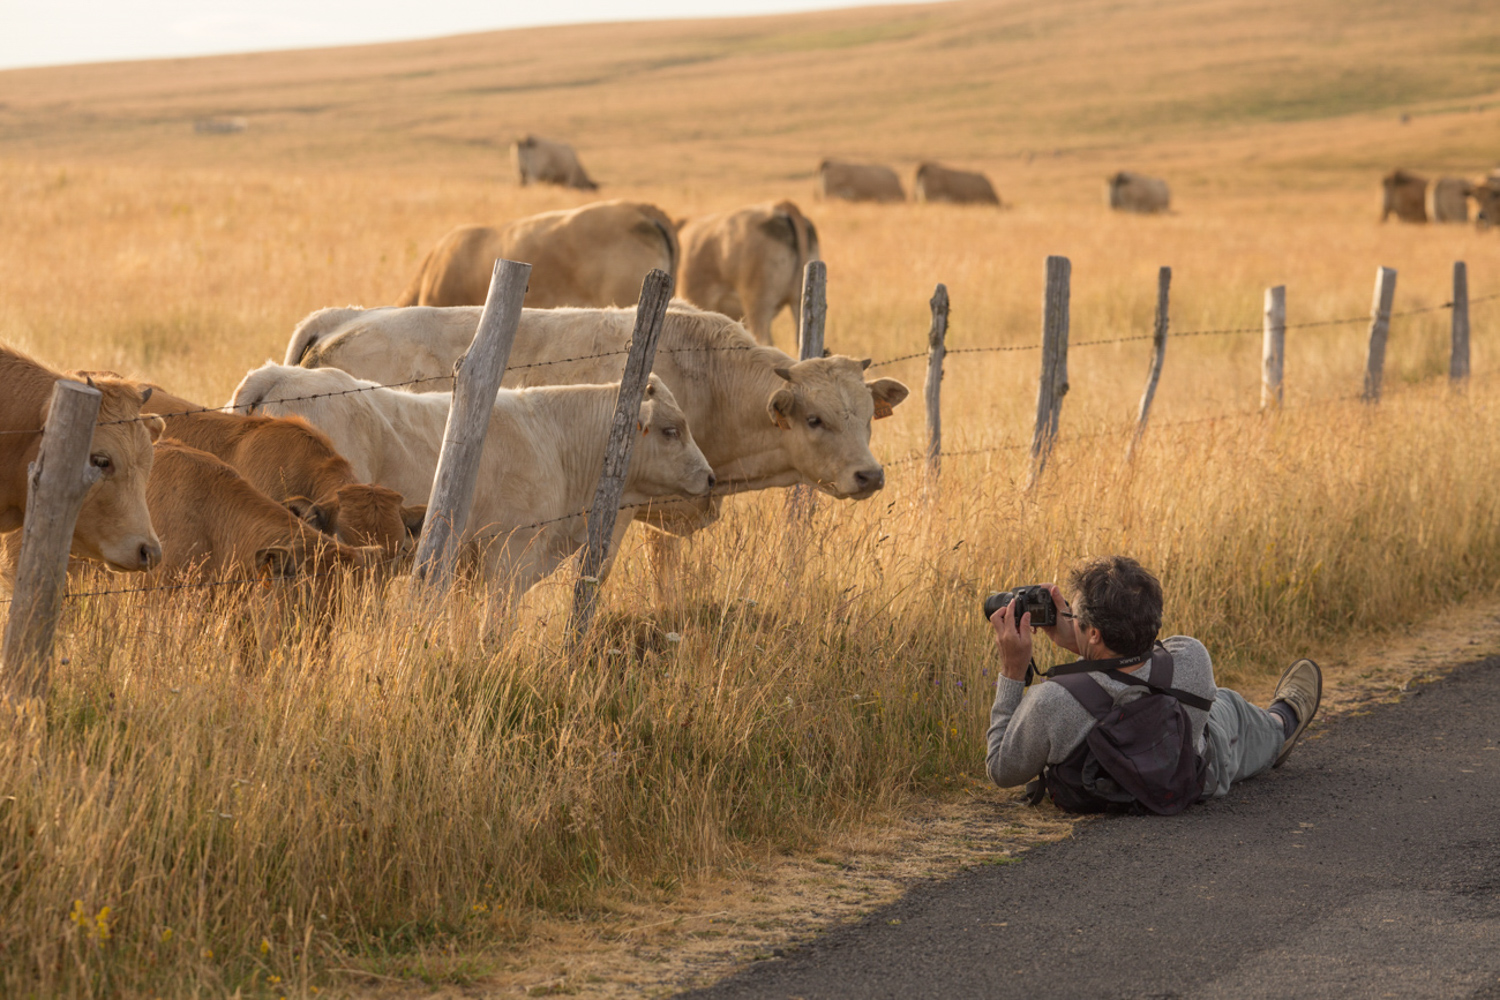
[142,388,425,556]
[395,200,677,308]
[914,162,1001,205]
[1381,169,1427,223]
[0,346,162,574]
[511,135,598,190]
[144,441,385,581]
[1106,172,1170,213]
[1472,177,1500,230]
[817,160,906,203]
[677,201,821,347]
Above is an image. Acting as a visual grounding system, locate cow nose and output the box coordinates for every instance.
[705,473,717,490]
[854,468,885,492]
[139,540,162,570]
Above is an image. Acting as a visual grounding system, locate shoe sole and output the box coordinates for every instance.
[1272,658,1322,769]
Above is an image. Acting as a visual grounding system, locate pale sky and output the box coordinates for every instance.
[0,1,933,70]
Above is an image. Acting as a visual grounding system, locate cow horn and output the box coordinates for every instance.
[139,385,153,405]
[860,358,872,370]
[773,367,794,381]
[85,375,96,389]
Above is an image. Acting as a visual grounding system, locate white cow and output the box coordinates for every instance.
[229,365,713,596]
[284,304,909,516]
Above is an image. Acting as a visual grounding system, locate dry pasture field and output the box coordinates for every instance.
[4,0,1500,995]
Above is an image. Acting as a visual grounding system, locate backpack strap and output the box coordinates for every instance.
[1047,671,1116,721]
[1046,644,1216,713]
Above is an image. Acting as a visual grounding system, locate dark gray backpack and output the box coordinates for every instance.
[1028,644,1214,816]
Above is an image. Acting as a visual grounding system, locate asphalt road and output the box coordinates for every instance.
[680,658,1500,1000]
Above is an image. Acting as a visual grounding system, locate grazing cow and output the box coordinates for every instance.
[141,388,425,555]
[677,201,821,347]
[395,200,677,308]
[285,302,908,513]
[1106,172,1170,214]
[1427,177,1474,223]
[1381,169,1428,223]
[817,160,906,203]
[230,367,714,596]
[914,162,1001,205]
[1472,179,1500,231]
[511,135,598,190]
[0,347,163,574]
[143,441,386,581]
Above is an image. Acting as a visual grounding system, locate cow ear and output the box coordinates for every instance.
[767,387,795,430]
[144,415,166,442]
[138,385,153,406]
[401,504,427,537]
[773,367,794,382]
[255,546,296,580]
[867,377,909,420]
[285,496,335,534]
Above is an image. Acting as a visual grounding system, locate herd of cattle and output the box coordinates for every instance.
[1381,168,1500,227]
[512,134,1173,214]
[0,297,910,606]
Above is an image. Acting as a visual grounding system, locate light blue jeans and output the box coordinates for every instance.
[1201,689,1286,798]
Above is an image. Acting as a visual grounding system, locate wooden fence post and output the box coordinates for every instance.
[925,283,949,484]
[409,258,531,594]
[1029,255,1071,484]
[568,268,674,645]
[2,380,103,707]
[787,261,828,520]
[1451,261,1470,383]
[1262,284,1286,409]
[1127,267,1170,461]
[1362,266,1398,403]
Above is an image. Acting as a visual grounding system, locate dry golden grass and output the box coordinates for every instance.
[4,0,1500,994]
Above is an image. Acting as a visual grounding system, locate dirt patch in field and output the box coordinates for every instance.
[342,598,1500,999]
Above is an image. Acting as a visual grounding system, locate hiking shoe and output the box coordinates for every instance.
[1271,658,1322,768]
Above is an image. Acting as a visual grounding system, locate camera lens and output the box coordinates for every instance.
[982,591,1012,621]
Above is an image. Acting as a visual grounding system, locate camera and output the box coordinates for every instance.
[982,586,1058,627]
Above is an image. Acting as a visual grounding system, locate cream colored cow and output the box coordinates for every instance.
[510,135,597,190]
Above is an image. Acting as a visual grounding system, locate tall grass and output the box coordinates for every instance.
[6,379,1500,995]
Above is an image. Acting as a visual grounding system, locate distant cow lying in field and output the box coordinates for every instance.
[1381,169,1427,223]
[511,135,598,190]
[141,388,425,556]
[230,366,714,596]
[678,200,821,347]
[914,162,1000,205]
[0,346,163,576]
[1106,171,1170,214]
[396,200,677,309]
[817,160,906,203]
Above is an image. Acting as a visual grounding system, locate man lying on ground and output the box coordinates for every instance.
[985,555,1321,813]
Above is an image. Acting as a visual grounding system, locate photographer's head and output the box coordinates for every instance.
[1069,556,1162,658]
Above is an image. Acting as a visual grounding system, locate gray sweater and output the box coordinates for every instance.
[985,635,1218,789]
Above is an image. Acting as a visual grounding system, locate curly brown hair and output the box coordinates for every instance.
[1069,556,1163,656]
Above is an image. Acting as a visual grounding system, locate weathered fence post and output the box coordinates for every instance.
[568,268,674,645]
[1362,266,1398,403]
[2,380,103,707]
[925,283,949,485]
[1029,255,1071,485]
[1127,267,1170,462]
[1262,284,1286,409]
[1451,261,1470,384]
[409,258,530,595]
[787,261,828,521]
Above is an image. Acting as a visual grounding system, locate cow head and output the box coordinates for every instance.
[766,357,909,500]
[627,375,715,500]
[59,378,164,573]
[286,484,426,557]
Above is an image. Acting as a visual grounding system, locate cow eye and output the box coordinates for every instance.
[806,415,822,429]
[662,426,680,440]
[90,454,113,475]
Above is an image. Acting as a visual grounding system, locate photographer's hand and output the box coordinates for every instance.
[1038,583,1084,655]
[990,598,1033,682]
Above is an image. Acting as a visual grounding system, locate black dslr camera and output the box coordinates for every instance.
[982,586,1058,627]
